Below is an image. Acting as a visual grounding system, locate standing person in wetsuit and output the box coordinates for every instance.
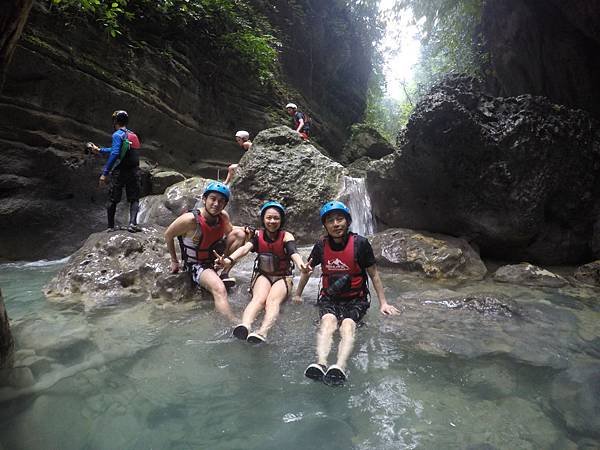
[215,201,306,343]
[285,103,310,140]
[164,181,247,323]
[224,130,252,185]
[89,110,142,232]
[294,201,399,385]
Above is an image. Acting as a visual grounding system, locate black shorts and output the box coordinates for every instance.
[318,296,369,323]
[108,168,140,204]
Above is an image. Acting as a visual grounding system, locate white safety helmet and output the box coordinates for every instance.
[285,103,297,109]
[235,130,250,140]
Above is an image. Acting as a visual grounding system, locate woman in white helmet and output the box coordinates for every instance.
[225,130,252,185]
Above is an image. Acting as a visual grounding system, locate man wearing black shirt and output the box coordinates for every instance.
[294,201,399,385]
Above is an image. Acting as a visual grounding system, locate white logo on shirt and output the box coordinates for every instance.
[326,258,349,271]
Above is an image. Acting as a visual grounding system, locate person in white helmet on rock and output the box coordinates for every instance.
[285,103,310,140]
[224,130,252,185]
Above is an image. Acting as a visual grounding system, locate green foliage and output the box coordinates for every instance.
[364,0,486,140]
[49,0,280,84]
[392,0,486,95]
[220,32,279,84]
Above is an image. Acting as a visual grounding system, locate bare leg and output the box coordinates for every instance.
[335,318,356,370]
[316,314,338,366]
[224,164,238,186]
[240,275,270,329]
[256,278,290,337]
[199,268,236,323]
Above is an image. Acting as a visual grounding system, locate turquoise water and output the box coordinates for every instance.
[1,260,599,450]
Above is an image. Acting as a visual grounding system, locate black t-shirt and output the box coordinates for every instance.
[308,233,375,271]
[293,111,309,132]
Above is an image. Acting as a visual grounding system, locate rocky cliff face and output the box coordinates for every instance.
[482,0,600,119]
[371,75,600,265]
[0,1,371,261]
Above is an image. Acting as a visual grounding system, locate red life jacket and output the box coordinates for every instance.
[321,233,366,300]
[178,210,226,265]
[256,229,291,276]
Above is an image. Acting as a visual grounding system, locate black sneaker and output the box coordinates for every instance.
[233,324,249,340]
[323,364,347,386]
[127,224,142,233]
[304,363,327,381]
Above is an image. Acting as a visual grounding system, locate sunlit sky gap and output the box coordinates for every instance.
[379,0,422,99]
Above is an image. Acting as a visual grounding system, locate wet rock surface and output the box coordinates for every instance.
[0,289,14,369]
[43,227,194,307]
[368,75,600,265]
[573,260,600,287]
[370,228,487,280]
[493,263,568,288]
[229,127,346,242]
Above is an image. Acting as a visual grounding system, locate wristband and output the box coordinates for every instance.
[225,256,234,264]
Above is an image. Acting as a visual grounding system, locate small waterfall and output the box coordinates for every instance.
[339,176,375,236]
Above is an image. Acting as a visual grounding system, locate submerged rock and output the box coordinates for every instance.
[368,75,600,265]
[418,292,517,317]
[0,289,14,369]
[551,361,600,438]
[493,263,568,287]
[229,127,346,242]
[370,228,487,280]
[43,227,194,306]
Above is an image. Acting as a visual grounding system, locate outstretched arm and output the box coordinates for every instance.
[366,265,400,315]
[293,258,313,304]
[214,241,253,272]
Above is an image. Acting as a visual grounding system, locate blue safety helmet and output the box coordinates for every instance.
[319,200,352,225]
[260,201,286,226]
[203,181,231,202]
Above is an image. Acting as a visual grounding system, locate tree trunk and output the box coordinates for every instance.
[0,0,34,92]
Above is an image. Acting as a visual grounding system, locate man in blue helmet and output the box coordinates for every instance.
[294,200,399,385]
[164,181,247,322]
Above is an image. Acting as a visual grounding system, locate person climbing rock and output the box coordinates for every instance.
[224,130,252,185]
[285,103,310,140]
[88,110,142,233]
[214,201,306,344]
[164,181,248,323]
[294,201,399,385]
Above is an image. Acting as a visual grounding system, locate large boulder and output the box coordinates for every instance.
[340,124,395,165]
[229,127,346,242]
[135,176,209,227]
[368,75,600,265]
[0,289,14,369]
[43,227,194,307]
[370,228,487,280]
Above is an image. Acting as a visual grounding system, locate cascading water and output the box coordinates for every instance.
[338,176,375,236]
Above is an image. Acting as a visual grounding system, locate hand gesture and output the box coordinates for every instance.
[170,260,180,274]
[380,303,400,316]
[243,226,256,242]
[213,250,232,271]
[299,258,313,275]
